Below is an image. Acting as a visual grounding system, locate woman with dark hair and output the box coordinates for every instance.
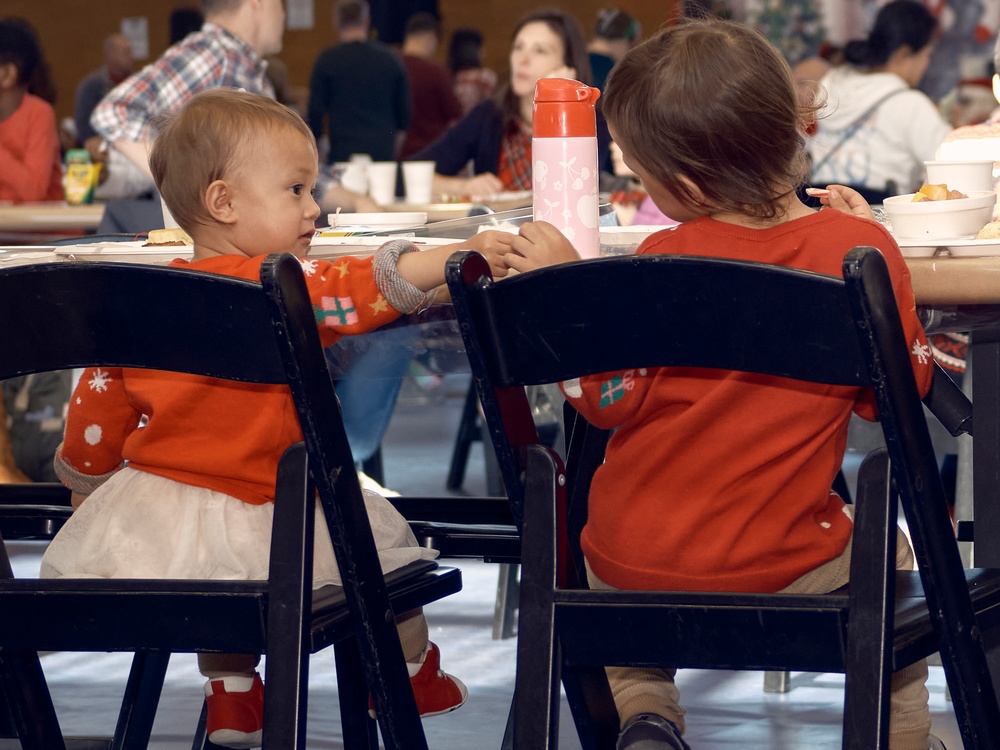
[447,28,497,115]
[806,0,951,204]
[413,8,610,198]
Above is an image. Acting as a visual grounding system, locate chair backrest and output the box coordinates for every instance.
[447,245,996,733]
[446,249,871,528]
[0,261,288,384]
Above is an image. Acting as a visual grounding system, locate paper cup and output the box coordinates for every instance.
[924,160,995,195]
[366,161,398,205]
[337,161,367,194]
[402,161,436,204]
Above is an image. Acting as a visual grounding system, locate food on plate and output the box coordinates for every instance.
[911,183,969,202]
[976,221,1000,240]
[143,228,193,246]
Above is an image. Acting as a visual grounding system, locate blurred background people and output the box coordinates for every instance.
[806,0,951,204]
[587,8,641,91]
[447,27,496,116]
[399,11,462,159]
[74,33,132,146]
[412,8,610,199]
[0,16,62,203]
[169,6,205,45]
[307,0,410,163]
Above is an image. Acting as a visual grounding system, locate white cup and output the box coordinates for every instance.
[924,160,995,195]
[336,161,368,194]
[402,160,436,204]
[366,161,398,205]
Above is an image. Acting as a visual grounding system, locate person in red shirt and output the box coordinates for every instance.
[399,12,462,160]
[0,17,62,203]
[41,89,513,749]
[501,19,945,750]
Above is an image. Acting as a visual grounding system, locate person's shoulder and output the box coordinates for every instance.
[180,253,267,280]
[21,92,56,120]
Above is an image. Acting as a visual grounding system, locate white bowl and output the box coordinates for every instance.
[882,191,996,240]
[924,160,995,194]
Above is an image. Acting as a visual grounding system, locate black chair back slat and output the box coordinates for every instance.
[447,244,1000,750]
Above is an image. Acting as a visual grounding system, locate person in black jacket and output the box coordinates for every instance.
[412,8,610,199]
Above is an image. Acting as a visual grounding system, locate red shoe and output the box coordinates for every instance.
[204,672,264,749]
[368,641,468,719]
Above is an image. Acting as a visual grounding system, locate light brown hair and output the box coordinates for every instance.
[602,19,810,221]
[148,88,316,231]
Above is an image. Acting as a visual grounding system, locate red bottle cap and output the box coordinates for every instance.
[533,78,600,138]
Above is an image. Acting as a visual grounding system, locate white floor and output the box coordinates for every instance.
[3,375,967,748]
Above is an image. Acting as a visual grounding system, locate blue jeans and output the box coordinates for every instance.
[325,325,421,463]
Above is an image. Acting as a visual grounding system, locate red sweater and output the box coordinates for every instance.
[58,254,403,505]
[0,93,63,203]
[564,210,932,593]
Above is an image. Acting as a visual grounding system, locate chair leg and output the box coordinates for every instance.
[361,447,385,487]
[114,651,170,750]
[334,640,379,750]
[447,381,482,490]
[492,564,520,640]
[0,649,67,750]
[762,670,791,693]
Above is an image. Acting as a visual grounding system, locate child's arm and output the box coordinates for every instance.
[54,367,138,504]
[392,230,513,291]
[500,221,583,272]
[561,368,655,430]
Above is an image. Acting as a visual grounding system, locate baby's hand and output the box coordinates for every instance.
[502,221,581,272]
[463,230,513,278]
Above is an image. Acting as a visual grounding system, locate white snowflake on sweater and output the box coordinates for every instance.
[88,368,112,393]
[911,340,931,365]
[299,259,319,277]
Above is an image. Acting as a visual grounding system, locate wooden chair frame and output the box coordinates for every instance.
[446,246,1000,750]
[0,256,462,750]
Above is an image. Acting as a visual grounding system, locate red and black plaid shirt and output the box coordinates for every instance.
[497,125,532,191]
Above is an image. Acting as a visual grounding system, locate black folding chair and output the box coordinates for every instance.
[446,246,1000,750]
[0,256,462,750]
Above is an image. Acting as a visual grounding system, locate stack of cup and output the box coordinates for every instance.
[402,160,436,204]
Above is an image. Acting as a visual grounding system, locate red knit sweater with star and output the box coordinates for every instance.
[58,253,402,506]
[563,211,932,593]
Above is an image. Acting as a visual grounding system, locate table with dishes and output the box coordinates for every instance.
[7,182,1000,564]
[0,202,105,234]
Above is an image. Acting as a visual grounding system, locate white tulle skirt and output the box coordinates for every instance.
[39,467,438,587]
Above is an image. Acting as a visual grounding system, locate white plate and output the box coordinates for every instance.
[328,212,427,228]
[309,236,456,257]
[53,241,193,256]
[895,236,1000,257]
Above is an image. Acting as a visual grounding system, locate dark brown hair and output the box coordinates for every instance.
[497,8,592,134]
[602,19,810,220]
[149,89,316,232]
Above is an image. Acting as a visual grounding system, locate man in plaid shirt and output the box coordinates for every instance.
[91,0,284,178]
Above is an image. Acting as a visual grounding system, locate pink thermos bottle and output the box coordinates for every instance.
[532,78,602,258]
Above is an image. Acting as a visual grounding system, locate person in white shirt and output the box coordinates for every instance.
[806,0,952,204]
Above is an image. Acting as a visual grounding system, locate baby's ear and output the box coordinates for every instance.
[992,73,1000,105]
[205,180,236,224]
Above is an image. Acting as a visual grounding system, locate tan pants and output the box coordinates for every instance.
[586,519,932,750]
[198,607,428,677]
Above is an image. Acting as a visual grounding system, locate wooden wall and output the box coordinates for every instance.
[4,0,677,127]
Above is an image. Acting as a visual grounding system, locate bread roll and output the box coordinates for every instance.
[144,228,193,246]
